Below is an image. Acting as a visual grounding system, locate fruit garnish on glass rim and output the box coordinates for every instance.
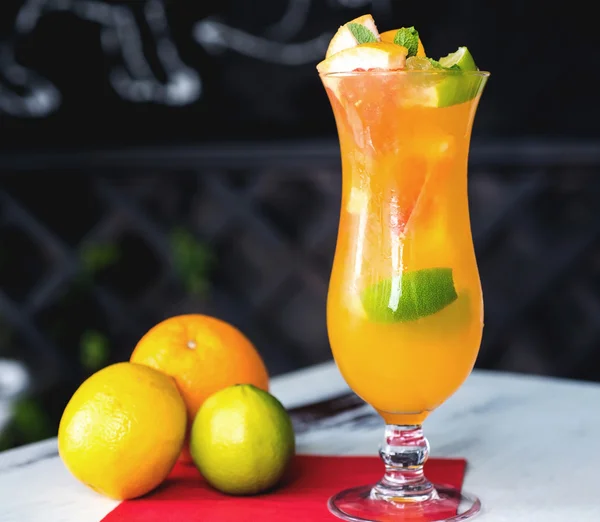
[326,14,381,58]
[318,14,483,108]
[380,27,426,57]
[317,42,408,75]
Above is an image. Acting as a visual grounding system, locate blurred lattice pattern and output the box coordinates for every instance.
[0,140,599,402]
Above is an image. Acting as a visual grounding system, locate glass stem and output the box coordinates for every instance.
[371,424,436,503]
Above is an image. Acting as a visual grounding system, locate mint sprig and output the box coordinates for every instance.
[393,26,419,57]
[347,23,378,44]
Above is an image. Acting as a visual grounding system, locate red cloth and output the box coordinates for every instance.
[101,456,466,522]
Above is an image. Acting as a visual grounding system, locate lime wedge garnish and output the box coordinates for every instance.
[361,268,458,323]
[439,46,478,71]
[403,47,485,108]
[428,72,486,108]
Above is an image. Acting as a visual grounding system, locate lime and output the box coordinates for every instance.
[190,384,295,495]
[404,47,484,108]
[361,267,458,323]
[430,72,486,108]
[406,70,485,109]
[439,46,478,71]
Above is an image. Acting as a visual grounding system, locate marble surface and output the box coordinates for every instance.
[1,361,600,521]
[0,359,30,434]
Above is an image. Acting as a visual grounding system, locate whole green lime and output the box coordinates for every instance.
[190,384,295,495]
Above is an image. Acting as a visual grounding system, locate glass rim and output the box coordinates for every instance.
[318,69,491,79]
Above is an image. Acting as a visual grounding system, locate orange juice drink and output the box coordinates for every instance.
[317,14,489,521]
[319,24,488,427]
[324,73,486,425]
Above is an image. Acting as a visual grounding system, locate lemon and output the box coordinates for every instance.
[190,384,295,495]
[58,362,187,500]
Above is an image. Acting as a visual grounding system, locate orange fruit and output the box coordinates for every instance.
[380,29,426,57]
[326,14,381,58]
[130,314,270,423]
[317,42,408,75]
[58,362,187,500]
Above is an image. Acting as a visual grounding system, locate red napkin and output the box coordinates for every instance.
[101,456,466,522]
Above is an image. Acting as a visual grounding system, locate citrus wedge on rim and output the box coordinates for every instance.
[317,42,408,75]
[439,46,478,71]
[401,46,483,108]
[380,29,426,57]
[400,73,486,108]
[326,14,380,58]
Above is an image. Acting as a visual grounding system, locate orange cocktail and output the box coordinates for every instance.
[324,76,485,426]
[317,13,489,522]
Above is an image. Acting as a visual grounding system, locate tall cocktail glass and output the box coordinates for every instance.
[321,69,489,521]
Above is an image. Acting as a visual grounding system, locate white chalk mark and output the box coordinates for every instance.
[0,0,201,116]
[0,0,391,117]
[264,0,312,41]
[194,19,331,66]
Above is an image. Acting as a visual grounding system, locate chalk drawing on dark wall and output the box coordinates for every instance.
[193,0,390,64]
[0,0,201,117]
[0,0,390,118]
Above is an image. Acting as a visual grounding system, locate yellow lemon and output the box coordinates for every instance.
[58,362,187,500]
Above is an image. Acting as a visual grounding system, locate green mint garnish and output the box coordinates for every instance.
[347,23,378,44]
[393,26,420,57]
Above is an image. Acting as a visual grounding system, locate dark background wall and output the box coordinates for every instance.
[0,0,599,449]
[1,0,598,148]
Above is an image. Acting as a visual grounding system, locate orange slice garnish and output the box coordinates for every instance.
[380,29,426,57]
[326,14,381,58]
[317,42,408,75]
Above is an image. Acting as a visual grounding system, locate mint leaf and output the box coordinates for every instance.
[347,23,378,44]
[393,26,419,57]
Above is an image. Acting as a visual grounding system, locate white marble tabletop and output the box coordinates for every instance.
[1,360,600,522]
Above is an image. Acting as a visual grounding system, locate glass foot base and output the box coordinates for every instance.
[328,484,481,522]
